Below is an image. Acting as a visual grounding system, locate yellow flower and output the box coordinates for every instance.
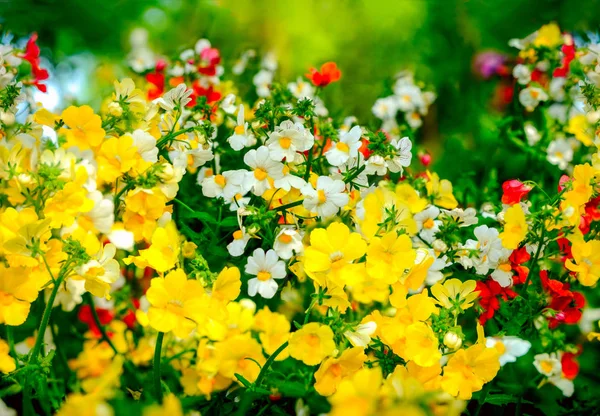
[253,307,290,359]
[146,269,205,338]
[499,204,528,249]
[329,367,382,416]
[1,207,51,268]
[122,188,170,242]
[441,342,500,400]
[403,322,442,367]
[315,347,366,396]
[216,333,266,384]
[97,135,140,183]
[426,172,458,209]
[567,115,594,146]
[395,183,428,213]
[43,167,94,228]
[0,265,43,326]
[143,394,183,416]
[126,222,180,273]
[182,241,197,258]
[357,186,417,239]
[563,163,595,208]
[430,278,479,311]
[57,394,113,416]
[211,266,241,303]
[0,339,16,373]
[289,323,336,366]
[60,105,106,150]
[304,222,367,287]
[533,23,562,48]
[565,239,600,286]
[366,231,416,284]
[69,340,115,380]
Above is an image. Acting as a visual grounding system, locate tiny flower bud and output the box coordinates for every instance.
[444,331,462,350]
[108,101,123,117]
[432,239,447,252]
[1,110,16,125]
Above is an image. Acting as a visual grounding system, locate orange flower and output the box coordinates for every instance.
[306,62,341,87]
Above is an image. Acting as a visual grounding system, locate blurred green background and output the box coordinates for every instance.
[2,0,600,191]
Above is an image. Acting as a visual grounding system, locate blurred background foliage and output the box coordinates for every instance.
[2,0,600,189]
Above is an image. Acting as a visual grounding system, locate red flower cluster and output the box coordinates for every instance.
[501,179,532,205]
[553,41,576,78]
[146,60,167,100]
[78,305,114,338]
[509,247,530,284]
[21,33,49,92]
[306,62,341,87]
[540,270,585,329]
[476,278,518,324]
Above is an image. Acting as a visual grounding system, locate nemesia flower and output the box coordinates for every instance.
[245,248,286,299]
[314,347,366,396]
[288,323,336,366]
[485,336,531,365]
[501,179,532,205]
[306,62,341,87]
[325,126,362,167]
[228,105,255,151]
[499,203,528,249]
[266,120,314,161]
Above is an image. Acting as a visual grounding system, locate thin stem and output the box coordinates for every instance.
[153,332,165,403]
[84,293,118,355]
[6,326,19,369]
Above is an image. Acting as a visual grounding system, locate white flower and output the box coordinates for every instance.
[302,176,349,218]
[372,96,398,120]
[387,136,412,173]
[548,375,574,397]
[157,83,193,112]
[54,278,86,311]
[0,399,17,416]
[365,155,388,176]
[253,69,273,97]
[534,352,562,377]
[393,83,424,113]
[221,93,237,114]
[547,138,573,170]
[245,248,286,299]
[243,146,284,196]
[227,228,251,257]
[85,190,115,234]
[344,321,377,347]
[107,228,135,251]
[414,206,441,244]
[325,125,362,167]
[76,244,120,299]
[201,169,250,199]
[512,64,531,85]
[524,122,541,146]
[469,225,505,276]
[486,336,531,366]
[519,86,548,111]
[261,51,278,72]
[288,77,315,99]
[441,207,479,227]
[266,120,314,161]
[228,105,255,151]
[273,164,306,192]
[273,228,304,260]
[405,111,423,129]
[130,129,158,163]
[490,254,514,287]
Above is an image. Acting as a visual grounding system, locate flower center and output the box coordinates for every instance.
[336,142,350,153]
[254,168,268,181]
[257,271,272,281]
[279,137,292,149]
[234,125,245,135]
[317,189,327,204]
[330,363,342,377]
[233,230,244,240]
[306,334,320,347]
[278,233,293,244]
[423,218,435,229]
[214,174,226,187]
[498,263,512,272]
[540,360,554,374]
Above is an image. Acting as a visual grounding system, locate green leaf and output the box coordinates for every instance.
[485,393,521,405]
[234,373,252,388]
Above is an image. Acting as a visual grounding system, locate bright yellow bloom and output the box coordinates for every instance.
[60,105,106,150]
[122,188,170,241]
[97,135,140,183]
[182,241,197,258]
[403,322,442,367]
[563,163,595,208]
[431,278,479,311]
[126,222,180,273]
[395,183,428,213]
[499,204,528,249]
[69,340,115,380]
[315,347,366,396]
[329,367,382,416]
[426,172,458,209]
[1,207,51,268]
[143,394,183,416]
[566,239,600,286]
[303,222,367,287]
[0,339,16,373]
[146,269,205,338]
[0,265,43,326]
[366,231,416,284]
[215,333,266,384]
[441,342,500,400]
[253,307,290,359]
[533,22,562,48]
[289,323,336,366]
[44,167,94,228]
[211,266,241,303]
[567,115,594,146]
[358,186,417,239]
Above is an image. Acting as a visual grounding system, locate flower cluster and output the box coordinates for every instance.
[0,26,599,416]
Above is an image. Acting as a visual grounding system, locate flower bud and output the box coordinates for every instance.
[108,101,123,117]
[1,110,15,126]
[432,239,447,253]
[444,331,462,350]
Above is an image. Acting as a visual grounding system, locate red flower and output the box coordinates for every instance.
[188,82,221,107]
[197,47,221,76]
[501,179,531,205]
[20,33,49,92]
[558,174,571,192]
[509,247,530,284]
[146,61,166,100]
[78,305,114,337]
[306,62,341,87]
[419,153,432,167]
[476,279,518,324]
[540,270,585,328]
[553,42,576,78]
[561,352,580,380]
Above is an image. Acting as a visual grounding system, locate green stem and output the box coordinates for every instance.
[153,332,165,403]
[523,225,546,298]
[84,293,118,355]
[273,199,304,212]
[6,326,19,369]
[474,380,492,416]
